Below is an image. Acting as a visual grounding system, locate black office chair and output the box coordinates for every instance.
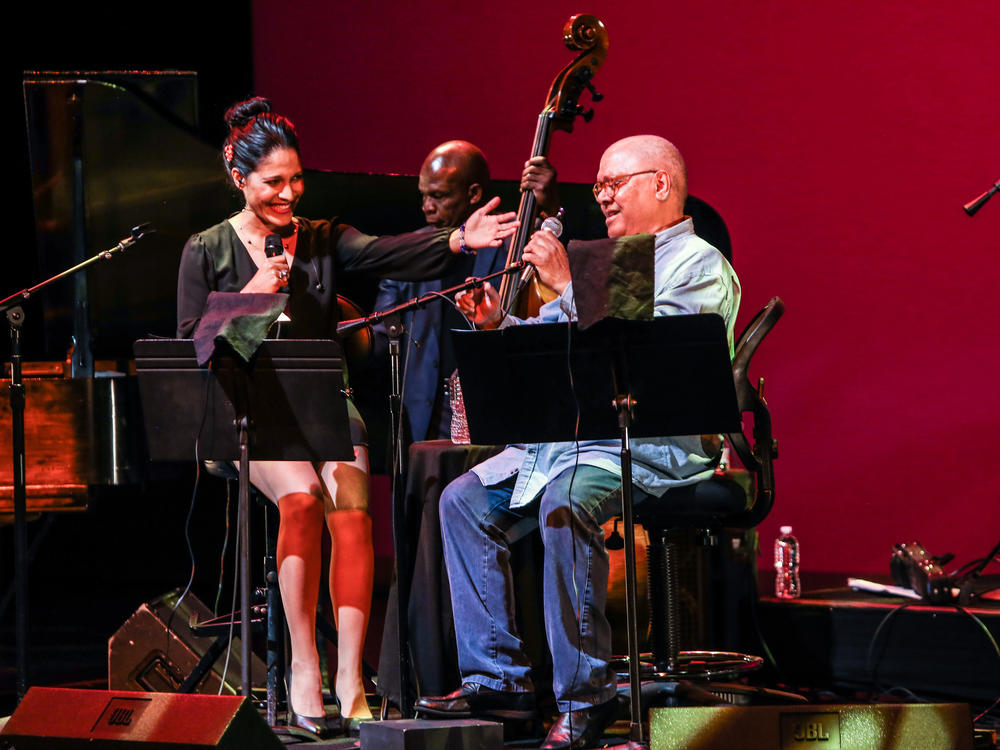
[629,297,785,686]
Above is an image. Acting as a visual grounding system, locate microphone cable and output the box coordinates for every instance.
[565,315,586,743]
[164,368,215,667]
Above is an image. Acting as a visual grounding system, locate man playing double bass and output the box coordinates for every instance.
[415,135,741,749]
[372,141,559,443]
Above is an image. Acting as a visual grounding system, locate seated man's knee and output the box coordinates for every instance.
[539,489,606,536]
[439,472,479,523]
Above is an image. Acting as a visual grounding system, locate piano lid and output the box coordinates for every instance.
[23,71,234,372]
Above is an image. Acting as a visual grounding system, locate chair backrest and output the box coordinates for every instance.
[724,296,784,528]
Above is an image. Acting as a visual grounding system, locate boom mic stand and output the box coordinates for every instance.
[0,223,154,703]
[963,178,1000,217]
[336,263,522,716]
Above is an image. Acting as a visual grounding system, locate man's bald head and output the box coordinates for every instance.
[418,140,491,228]
[595,135,688,237]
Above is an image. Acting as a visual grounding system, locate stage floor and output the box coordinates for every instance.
[3,494,997,748]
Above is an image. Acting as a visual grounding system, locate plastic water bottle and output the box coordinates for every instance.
[774,525,801,599]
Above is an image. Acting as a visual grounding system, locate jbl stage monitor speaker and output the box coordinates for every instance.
[650,703,974,750]
[108,590,265,694]
[0,687,282,749]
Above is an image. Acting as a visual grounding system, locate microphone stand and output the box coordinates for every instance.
[0,223,153,704]
[964,178,1000,217]
[336,264,521,338]
[337,262,521,715]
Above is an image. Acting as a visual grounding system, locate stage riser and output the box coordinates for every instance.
[759,596,1000,702]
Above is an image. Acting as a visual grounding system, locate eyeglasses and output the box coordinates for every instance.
[592,170,658,200]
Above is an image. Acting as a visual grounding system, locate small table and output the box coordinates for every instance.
[758,587,1000,703]
[376,440,503,705]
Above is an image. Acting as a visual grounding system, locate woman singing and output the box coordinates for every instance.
[176,97,516,736]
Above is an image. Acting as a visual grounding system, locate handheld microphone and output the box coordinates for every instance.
[264,233,288,291]
[518,215,564,287]
[540,214,564,237]
[264,233,283,257]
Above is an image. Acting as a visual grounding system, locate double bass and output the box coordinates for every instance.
[496,14,609,318]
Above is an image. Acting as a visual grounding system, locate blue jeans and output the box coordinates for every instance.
[439,465,628,712]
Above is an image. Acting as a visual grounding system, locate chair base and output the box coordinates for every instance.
[612,650,764,681]
[634,680,808,708]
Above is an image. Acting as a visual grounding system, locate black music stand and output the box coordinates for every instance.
[133,339,355,705]
[452,315,739,746]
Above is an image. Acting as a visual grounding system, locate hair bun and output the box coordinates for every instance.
[224,97,273,129]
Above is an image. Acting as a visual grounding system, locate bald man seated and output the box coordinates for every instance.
[414,136,742,749]
[373,140,559,442]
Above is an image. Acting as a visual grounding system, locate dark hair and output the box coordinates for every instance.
[222,97,300,186]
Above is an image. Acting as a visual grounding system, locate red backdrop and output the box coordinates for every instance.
[254,1,1000,579]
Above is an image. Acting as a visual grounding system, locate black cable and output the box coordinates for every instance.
[949,557,988,578]
[218,525,241,695]
[391,290,474,457]
[866,601,925,692]
[879,685,930,703]
[866,600,1000,722]
[495,285,519,329]
[214,480,233,615]
[949,543,1000,580]
[393,286,474,445]
[745,535,779,674]
[564,316,584,740]
[430,289,474,328]
[972,695,1000,725]
[164,371,214,659]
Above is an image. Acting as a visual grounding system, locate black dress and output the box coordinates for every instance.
[177,217,456,338]
[176,216,458,444]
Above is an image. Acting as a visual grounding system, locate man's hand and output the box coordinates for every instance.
[455,279,503,329]
[521,156,560,218]
[522,229,571,296]
[450,196,519,252]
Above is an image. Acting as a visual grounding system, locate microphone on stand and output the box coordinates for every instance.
[518,214,564,289]
[264,233,289,292]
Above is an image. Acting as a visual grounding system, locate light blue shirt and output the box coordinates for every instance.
[471,217,741,508]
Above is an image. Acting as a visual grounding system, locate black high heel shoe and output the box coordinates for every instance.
[336,696,375,738]
[286,668,333,739]
[289,708,333,739]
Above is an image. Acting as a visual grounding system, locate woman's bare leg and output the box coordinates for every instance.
[250,461,326,718]
[320,447,374,720]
